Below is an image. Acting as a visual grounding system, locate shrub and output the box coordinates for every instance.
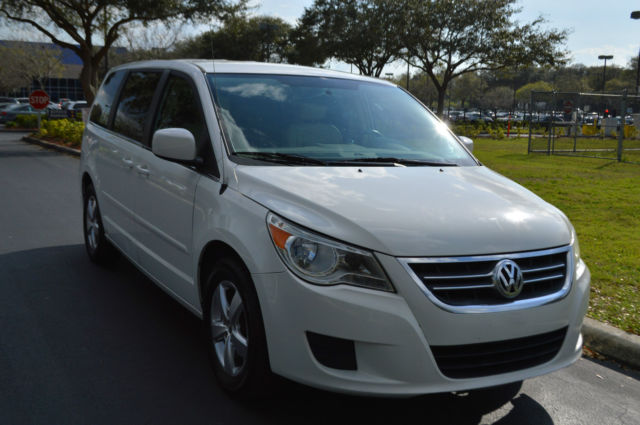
[9,114,43,129]
[488,126,505,139]
[37,119,85,147]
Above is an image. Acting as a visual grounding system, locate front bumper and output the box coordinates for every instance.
[252,254,590,396]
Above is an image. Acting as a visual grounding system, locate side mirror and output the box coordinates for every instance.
[458,136,474,152]
[152,128,197,162]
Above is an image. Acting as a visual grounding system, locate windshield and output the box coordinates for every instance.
[207,73,477,166]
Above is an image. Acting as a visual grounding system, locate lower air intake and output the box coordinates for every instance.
[430,327,567,379]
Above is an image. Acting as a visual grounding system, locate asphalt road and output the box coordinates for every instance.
[1,132,639,425]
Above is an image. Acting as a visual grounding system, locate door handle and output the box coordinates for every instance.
[136,164,150,176]
[122,158,134,168]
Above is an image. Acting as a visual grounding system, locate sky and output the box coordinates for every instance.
[251,0,640,75]
[0,0,638,76]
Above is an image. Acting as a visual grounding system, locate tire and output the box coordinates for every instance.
[203,258,272,398]
[83,183,116,265]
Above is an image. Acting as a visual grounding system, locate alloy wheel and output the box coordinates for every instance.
[210,280,249,377]
[85,195,100,251]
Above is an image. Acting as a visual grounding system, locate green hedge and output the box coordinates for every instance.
[37,119,84,147]
[5,114,45,129]
[451,120,550,138]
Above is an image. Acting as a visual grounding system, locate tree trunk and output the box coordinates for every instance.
[436,87,446,117]
[79,52,99,104]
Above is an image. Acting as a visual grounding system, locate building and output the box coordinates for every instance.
[0,40,126,102]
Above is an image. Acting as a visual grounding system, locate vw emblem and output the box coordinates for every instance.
[493,259,524,299]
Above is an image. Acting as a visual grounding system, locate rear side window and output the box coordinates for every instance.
[90,70,125,127]
[113,71,162,142]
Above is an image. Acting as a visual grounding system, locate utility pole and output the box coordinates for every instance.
[632,11,640,94]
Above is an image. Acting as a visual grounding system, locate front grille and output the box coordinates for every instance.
[430,327,567,379]
[405,246,571,309]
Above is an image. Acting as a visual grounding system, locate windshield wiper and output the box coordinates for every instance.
[328,157,458,166]
[233,151,328,165]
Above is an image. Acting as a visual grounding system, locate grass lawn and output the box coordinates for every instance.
[473,138,640,335]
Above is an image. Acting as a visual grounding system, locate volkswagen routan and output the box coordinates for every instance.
[80,60,590,397]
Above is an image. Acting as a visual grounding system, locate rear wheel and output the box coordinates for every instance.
[204,258,272,398]
[83,184,116,264]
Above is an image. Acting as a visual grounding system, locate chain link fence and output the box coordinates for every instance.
[527,90,640,164]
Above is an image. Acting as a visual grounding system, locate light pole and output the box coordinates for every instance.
[632,11,640,95]
[598,55,613,93]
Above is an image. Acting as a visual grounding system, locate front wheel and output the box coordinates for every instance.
[204,258,273,398]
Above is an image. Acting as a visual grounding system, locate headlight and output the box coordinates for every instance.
[267,212,393,292]
[570,225,586,278]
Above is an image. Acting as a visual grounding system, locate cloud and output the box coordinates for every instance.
[571,44,639,66]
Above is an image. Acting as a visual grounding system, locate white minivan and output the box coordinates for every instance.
[80,60,590,397]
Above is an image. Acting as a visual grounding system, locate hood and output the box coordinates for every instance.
[233,165,571,257]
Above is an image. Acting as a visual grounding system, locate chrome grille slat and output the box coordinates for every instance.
[422,272,492,280]
[399,246,573,313]
[523,274,564,284]
[522,263,565,274]
[431,283,494,291]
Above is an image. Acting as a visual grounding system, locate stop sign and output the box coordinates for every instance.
[29,90,50,110]
[563,100,573,115]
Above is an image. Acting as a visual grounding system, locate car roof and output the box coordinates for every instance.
[110,59,395,87]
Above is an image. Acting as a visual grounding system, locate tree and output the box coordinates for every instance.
[480,86,513,114]
[174,16,291,63]
[113,22,187,65]
[515,81,553,104]
[294,0,404,77]
[553,65,592,92]
[605,78,635,93]
[406,72,439,107]
[0,40,64,92]
[403,0,568,116]
[286,12,328,67]
[450,72,486,110]
[0,0,245,103]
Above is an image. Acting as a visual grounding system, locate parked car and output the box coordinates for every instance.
[0,103,54,123]
[63,100,88,111]
[0,104,34,123]
[58,98,72,108]
[80,60,589,398]
[61,101,89,119]
[465,112,494,123]
[15,97,29,104]
[0,96,18,104]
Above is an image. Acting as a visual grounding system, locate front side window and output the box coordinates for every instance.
[90,70,125,127]
[153,75,204,143]
[113,71,162,142]
[207,74,476,166]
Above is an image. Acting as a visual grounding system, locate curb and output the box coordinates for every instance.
[21,135,80,157]
[0,128,38,132]
[582,318,640,370]
[15,134,640,371]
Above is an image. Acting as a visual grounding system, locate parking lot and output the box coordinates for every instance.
[1,132,639,425]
